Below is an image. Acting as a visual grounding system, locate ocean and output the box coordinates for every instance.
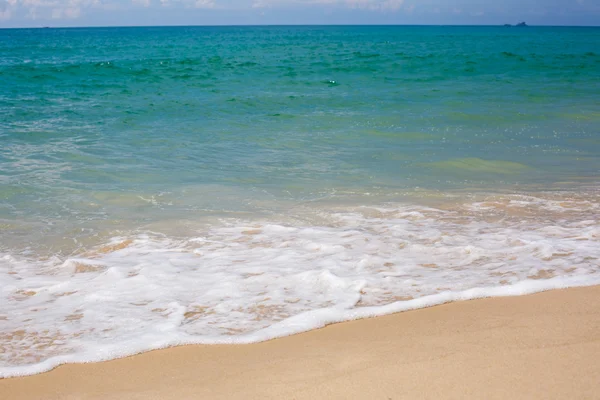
[1,25,599,377]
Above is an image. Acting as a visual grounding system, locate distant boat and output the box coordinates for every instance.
[503,22,528,27]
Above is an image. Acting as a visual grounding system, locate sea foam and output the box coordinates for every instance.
[1,194,599,378]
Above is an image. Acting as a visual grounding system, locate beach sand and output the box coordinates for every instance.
[2,285,599,400]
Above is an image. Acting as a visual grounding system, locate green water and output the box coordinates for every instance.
[1,25,599,250]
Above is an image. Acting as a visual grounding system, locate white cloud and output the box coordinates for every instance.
[1,0,599,25]
[379,0,403,11]
[0,0,101,20]
[0,6,12,20]
[51,5,81,18]
[194,0,214,8]
[252,0,404,11]
[347,0,404,11]
[158,0,215,8]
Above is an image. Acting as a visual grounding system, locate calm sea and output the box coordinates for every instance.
[1,25,599,376]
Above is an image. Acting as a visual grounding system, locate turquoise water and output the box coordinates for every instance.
[1,26,600,376]
[2,27,599,229]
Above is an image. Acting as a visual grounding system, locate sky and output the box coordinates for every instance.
[0,0,599,28]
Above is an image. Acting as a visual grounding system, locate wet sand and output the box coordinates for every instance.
[2,285,599,400]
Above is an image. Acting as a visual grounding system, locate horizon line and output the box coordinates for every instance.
[2,23,600,30]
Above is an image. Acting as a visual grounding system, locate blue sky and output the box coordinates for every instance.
[1,0,599,28]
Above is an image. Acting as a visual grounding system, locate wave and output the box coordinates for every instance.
[1,194,598,378]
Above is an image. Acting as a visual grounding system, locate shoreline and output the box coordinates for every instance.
[2,285,599,399]
[2,276,599,379]
[3,190,598,377]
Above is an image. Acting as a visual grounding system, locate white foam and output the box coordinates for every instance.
[1,196,599,378]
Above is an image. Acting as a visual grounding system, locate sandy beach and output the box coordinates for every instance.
[1,285,599,399]
[3,22,600,400]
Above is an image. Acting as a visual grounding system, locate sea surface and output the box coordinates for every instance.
[1,25,599,377]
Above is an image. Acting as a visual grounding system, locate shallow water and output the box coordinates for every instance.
[1,25,599,377]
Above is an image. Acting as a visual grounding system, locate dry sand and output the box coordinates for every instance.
[2,285,599,400]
